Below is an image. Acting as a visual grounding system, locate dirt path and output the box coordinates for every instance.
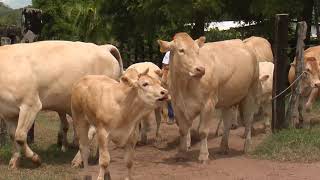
[78,120,320,180]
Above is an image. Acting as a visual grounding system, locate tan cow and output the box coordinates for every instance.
[70,68,168,180]
[243,36,273,62]
[157,32,260,162]
[125,62,165,144]
[288,46,320,126]
[0,41,123,169]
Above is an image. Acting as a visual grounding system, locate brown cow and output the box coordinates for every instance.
[70,68,168,180]
[157,32,260,162]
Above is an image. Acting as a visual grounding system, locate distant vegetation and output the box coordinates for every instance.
[0,2,22,27]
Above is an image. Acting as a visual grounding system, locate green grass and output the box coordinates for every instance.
[252,126,320,162]
[0,112,78,180]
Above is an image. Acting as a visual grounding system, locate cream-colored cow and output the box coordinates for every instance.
[288,46,320,126]
[243,36,273,62]
[0,41,123,169]
[126,62,165,144]
[70,68,168,180]
[158,32,260,162]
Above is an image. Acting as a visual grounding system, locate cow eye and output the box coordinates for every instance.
[178,48,184,54]
[142,82,149,87]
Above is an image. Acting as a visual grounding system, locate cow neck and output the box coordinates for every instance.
[168,62,199,122]
[119,84,151,126]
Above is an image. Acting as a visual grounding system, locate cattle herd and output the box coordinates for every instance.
[0,32,319,180]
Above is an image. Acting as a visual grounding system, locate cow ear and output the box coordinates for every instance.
[157,40,173,53]
[154,69,163,78]
[138,68,149,78]
[120,75,135,87]
[259,75,269,81]
[195,36,206,48]
[121,68,139,87]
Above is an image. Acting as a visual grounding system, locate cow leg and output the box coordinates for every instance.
[6,119,21,169]
[175,113,192,160]
[198,100,215,163]
[139,117,149,145]
[58,112,69,152]
[239,94,257,153]
[219,108,234,155]
[154,107,162,142]
[75,120,90,168]
[15,98,42,165]
[214,118,223,137]
[125,123,139,180]
[97,128,111,180]
[263,103,272,134]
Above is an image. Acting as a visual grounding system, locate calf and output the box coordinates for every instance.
[125,62,165,144]
[71,68,168,180]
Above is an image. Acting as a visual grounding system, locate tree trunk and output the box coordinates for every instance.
[315,0,320,42]
[301,0,314,44]
[191,11,205,39]
[148,41,153,63]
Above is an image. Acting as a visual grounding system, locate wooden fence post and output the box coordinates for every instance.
[272,14,289,132]
[0,119,7,146]
[285,22,307,128]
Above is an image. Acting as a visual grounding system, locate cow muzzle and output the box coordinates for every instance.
[189,66,205,77]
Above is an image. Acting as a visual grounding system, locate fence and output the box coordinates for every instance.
[272,13,309,131]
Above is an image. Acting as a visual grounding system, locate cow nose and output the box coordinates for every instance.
[195,66,205,76]
[160,89,168,95]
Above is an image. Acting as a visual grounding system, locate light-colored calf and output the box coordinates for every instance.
[71,68,168,180]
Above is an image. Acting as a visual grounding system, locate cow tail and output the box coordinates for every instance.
[102,44,124,75]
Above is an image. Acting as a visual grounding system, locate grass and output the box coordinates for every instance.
[252,100,320,162]
[252,126,320,162]
[0,112,78,180]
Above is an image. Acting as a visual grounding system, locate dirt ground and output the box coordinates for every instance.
[77,117,320,180]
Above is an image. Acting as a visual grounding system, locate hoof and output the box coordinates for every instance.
[32,154,42,166]
[61,145,67,152]
[9,158,20,169]
[198,153,209,164]
[71,159,83,168]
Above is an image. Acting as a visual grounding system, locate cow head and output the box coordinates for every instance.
[291,57,320,92]
[121,68,168,107]
[157,32,206,78]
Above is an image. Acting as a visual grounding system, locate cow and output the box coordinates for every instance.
[157,32,260,162]
[243,36,273,62]
[125,62,165,144]
[215,35,274,136]
[0,41,123,169]
[288,46,320,126]
[70,68,168,180]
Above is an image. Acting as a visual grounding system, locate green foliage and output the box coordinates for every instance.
[28,0,320,66]
[252,127,320,162]
[0,3,22,26]
[32,0,111,42]
[205,28,242,42]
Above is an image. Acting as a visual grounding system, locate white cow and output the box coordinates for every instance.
[158,32,260,162]
[0,41,123,169]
